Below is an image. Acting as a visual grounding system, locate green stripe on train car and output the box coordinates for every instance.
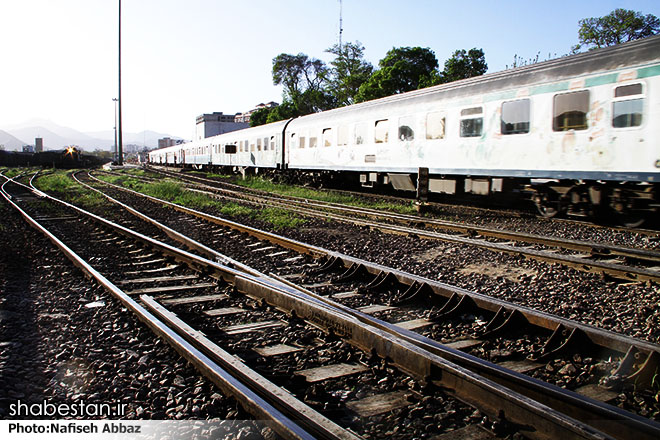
[584,73,618,87]
[530,82,569,95]
[637,64,660,78]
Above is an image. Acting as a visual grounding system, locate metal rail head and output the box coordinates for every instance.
[46,169,660,439]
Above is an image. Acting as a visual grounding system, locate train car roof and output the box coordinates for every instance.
[291,34,660,123]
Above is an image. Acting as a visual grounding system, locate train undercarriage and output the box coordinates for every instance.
[528,180,658,227]
[172,161,658,227]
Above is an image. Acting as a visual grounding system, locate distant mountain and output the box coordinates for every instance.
[3,119,184,151]
[0,130,29,151]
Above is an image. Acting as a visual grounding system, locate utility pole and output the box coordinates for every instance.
[338,0,343,52]
[117,0,123,165]
[113,98,118,162]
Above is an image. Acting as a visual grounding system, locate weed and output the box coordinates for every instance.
[219,202,255,217]
[234,176,417,214]
[257,207,306,230]
[35,173,77,192]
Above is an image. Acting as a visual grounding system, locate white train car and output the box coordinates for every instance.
[205,119,288,170]
[150,35,660,223]
[284,36,660,222]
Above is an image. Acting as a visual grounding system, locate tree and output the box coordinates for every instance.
[440,48,487,83]
[249,107,271,127]
[265,100,298,124]
[271,53,334,117]
[574,8,659,51]
[326,41,373,106]
[355,47,438,102]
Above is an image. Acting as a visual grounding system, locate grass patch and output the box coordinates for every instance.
[96,174,145,190]
[4,168,23,178]
[35,173,78,192]
[234,176,417,215]
[206,172,233,179]
[219,202,255,217]
[128,180,221,211]
[35,171,105,209]
[257,208,306,230]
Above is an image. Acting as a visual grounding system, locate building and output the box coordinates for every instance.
[235,102,279,124]
[195,112,248,140]
[35,137,43,153]
[158,137,185,149]
[22,145,35,153]
[123,144,142,154]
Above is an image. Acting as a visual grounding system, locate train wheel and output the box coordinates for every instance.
[533,189,561,218]
[609,188,648,228]
[612,212,646,228]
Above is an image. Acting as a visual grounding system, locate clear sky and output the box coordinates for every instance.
[2,0,659,141]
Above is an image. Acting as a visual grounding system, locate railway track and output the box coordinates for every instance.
[27,169,656,438]
[0,171,605,439]
[118,167,660,283]
[1,170,657,438]
[142,166,660,234]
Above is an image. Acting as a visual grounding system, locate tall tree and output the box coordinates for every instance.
[270,53,334,120]
[355,47,438,102]
[272,53,328,99]
[574,8,659,51]
[326,41,373,106]
[249,107,271,127]
[441,48,487,83]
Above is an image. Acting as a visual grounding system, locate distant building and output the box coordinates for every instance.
[195,112,248,140]
[23,145,35,153]
[235,102,278,124]
[158,137,185,149]
[35,138,43,153]
[123,144,142,154]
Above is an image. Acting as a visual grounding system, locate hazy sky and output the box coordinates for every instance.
[2,0,659,140]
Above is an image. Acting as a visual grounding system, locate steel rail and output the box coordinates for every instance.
[0,175,321,440]
[78,171,660,439]
[147,166,660,256]
[85,171,660,357]
[140,168,660,282]
[11,172,624,439]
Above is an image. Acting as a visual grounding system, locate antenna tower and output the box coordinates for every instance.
[339,0,343,52]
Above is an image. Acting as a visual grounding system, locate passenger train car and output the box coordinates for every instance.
[150,35,660,224]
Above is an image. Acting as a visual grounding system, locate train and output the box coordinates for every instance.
[149,35,660,226]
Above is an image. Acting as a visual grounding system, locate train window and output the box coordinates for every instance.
[501,99,530,135]
[257,138,262,151]
[553,91,589,131]
[250,142,255,152]
[426,112,445,140]
[398,116,415,141]
[613,84,643,128]
[355,123,367,145]
[323,128,333,147]
[225,145,237,154]
[309,136,318,148]
[375,119,389,143]
[460,107,483,137]
[299,136,306,149]
[615,83,642,97]
[613,99,643,128]
[337,125,349,146]
[264,137,269,150]
[270,136,276,150]
[245,140,249,152]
